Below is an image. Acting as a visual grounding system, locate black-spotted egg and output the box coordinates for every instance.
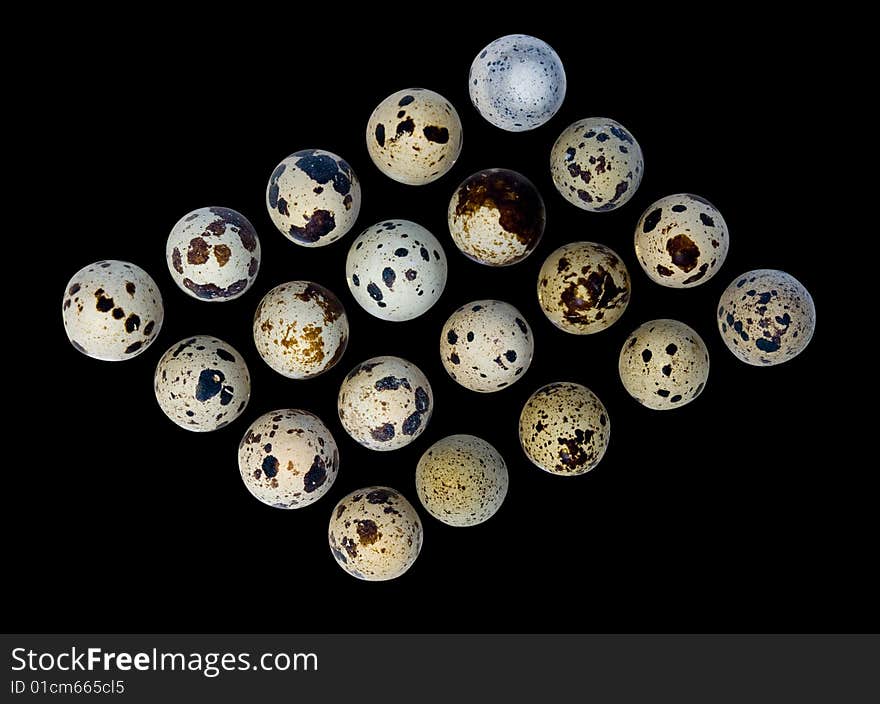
[266,149,361,247]
[345,219,447,321]
[366,88,463,185]
[62,260,163,361]
[154,336,250,431]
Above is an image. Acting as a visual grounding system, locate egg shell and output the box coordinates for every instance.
[366,88,463,185]
[469,34,566,132]
[253,281,349,379]
[537,242,631,335]
[415,434,508,527]
[337,356,433,451]
[440,300,534,392]
[619,319,710,410]
[62,260,163,361]
[717,269,815,366]
[154,335,250,432]
[519,382,610,475]
[346,219,447,321]
[266,149,361,247]
[448,168,545,266]
[238,409,338,509]
[328,486,423,581]
[550,117,644,212]
[635,194,729,288]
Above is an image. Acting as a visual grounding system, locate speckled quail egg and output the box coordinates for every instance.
[165,206,260,301]
[415,434,508,527]
[550,117,644,212]
[366,88,463,185]
[253,281,348,379]
[448,168,545,266]
[469,34,566,132]
[328,486,423,581]
[440,300,533,392]
[717,269,816,366]
[266,149,361,247]
[635,194,729,288]
[154,336,250,431]
[537,242,631,334]
[619,320,710,410]
[519,382,610,476]
[238,409,338,509]
[337,356,433,451]
[346,219,447,321]
[62,260,163,361]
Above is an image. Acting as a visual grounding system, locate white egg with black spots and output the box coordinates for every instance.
[619,320,710,410]
[717,269,816,366]
[440,300,533,392]
[635,194,729,288]
[154,336,250,432]
[238,410,339,509]
[166,206,260,301]
[469,34,566,132]
[346,220,447,321]
[550,117,644,212]
[337,356,433,451]
[366,88,463,185]
[266,149,361,247]
[519,382,610,476]
[62,260,163,361]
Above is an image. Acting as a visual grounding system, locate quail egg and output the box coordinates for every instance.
[469,34,566,132]
[154,335,250,431]
[346,219,447,321]
[238,409,338,509]
[328,486,423,581]
[550,117,644,212]
[717,269,816,366]
[266,149,361,247]
[253,281,349,379]
[448,168,545,266]
[337,356,433,451]
[166,206,260,301]
[440,300,533,392]
[619,319,710,410]
[62,260,163,361]
[366,88,463,185]
[537,242,631,335]
[415,434,508,527]
[519,382,610,476]
[635,194,729,288]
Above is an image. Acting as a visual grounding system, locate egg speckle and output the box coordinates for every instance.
[366,88,463,185]
[62,260,164,361]
[537,242,630,334]
[346,219,447,321]
[165,206,261,301]
[328,486,422,581]
[154,335,250,432]
[448,168,545,266]
[415,434,508,527]
[717,269,816,366]
[619,319,710,410]
[469,34,566,132]
[253,281,348,379]
[337,356,433,451]
[519,382,610,476]
[550,117,644,212]
[635,194,729,288]
[266,149,361,247]
[440,300,533,392]
[238,409,338,509]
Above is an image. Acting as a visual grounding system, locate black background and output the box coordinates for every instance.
[16,14,865,633]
